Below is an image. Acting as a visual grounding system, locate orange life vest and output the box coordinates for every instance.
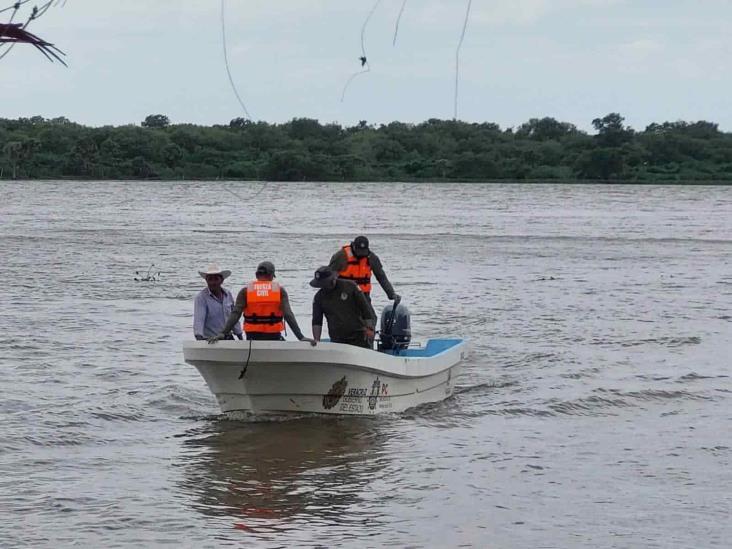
[243,280,284,334]
[339,244,372,294]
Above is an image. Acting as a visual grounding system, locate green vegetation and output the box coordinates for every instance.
[2,113,732,182]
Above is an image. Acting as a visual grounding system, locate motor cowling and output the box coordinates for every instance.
[379,301,411,352]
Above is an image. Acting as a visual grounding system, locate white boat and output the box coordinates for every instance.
[182,339,467,416]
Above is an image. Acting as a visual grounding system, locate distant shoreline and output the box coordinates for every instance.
[4,114,732,184]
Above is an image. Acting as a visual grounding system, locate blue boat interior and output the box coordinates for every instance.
[382,338,463,357]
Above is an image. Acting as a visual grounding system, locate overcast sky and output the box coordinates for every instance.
[2,0,732,131]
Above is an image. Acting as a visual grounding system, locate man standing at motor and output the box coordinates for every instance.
[328,235,400,303]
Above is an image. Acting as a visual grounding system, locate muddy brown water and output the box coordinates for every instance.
[1,181,730,548]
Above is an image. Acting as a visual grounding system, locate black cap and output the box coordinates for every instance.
[352,235,369,255]
[256,261,275,277]
[310,266,336,288]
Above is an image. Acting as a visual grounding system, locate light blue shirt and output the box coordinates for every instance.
[193,287,243,339]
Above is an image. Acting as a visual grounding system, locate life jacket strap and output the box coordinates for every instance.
[244,314,284,325]
[339,275,371,285]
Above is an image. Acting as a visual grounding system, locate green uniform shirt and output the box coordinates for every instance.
[312,279,377,341]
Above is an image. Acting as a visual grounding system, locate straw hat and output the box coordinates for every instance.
[198,264,231,279]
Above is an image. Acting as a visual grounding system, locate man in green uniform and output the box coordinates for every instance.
[310,266,377,349]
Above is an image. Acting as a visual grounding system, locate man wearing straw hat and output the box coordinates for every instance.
[193,264,243,341]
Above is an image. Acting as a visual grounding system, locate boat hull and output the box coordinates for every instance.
[183,339,467,416]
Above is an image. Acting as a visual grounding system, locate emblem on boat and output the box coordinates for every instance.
[368,377,382,410]
[323,376,348,410]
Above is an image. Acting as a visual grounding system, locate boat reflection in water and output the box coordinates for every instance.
[175,416,392,536]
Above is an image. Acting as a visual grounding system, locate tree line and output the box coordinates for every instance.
[1,113,731,182]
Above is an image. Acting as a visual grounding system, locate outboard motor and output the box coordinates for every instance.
[379,299,411,353]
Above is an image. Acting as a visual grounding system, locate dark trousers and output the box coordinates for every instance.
[246,332,285,341]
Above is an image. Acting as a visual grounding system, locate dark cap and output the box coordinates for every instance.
[310,266,336,288]
[256,261,276,277]
[353,235,369,251]
[352,235,370,257]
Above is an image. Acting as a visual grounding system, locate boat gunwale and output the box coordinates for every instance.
[183,338,467,379]
[182,337,466,359]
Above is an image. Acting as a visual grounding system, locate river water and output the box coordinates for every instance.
[1,181,730,548]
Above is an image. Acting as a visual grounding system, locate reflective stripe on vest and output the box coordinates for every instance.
[338,244,372,294]
[243,280,285,334]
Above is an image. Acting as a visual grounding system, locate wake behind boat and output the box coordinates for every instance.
[182,338,467,416]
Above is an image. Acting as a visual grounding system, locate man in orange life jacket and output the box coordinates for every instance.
[328,236,400,303]
[208,261,315,345]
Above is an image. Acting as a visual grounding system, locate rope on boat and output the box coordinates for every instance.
[238,338,252,379]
